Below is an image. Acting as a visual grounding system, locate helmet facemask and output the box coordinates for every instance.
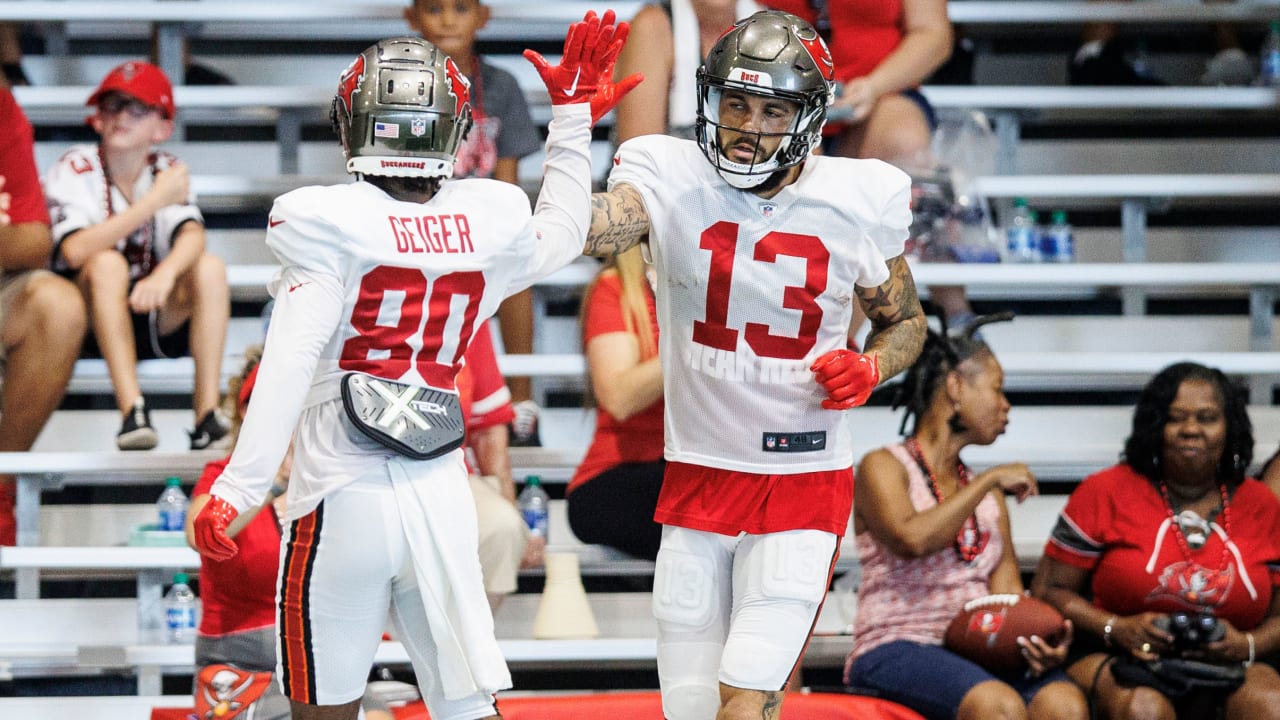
[695,80,824,190]
[695,11,834,190]
[331,37,474,180]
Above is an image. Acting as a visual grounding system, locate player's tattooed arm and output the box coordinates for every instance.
[858,254,927,382]
[584,184,650,257]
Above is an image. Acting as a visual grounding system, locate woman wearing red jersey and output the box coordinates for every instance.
[566,247,665,561]
[1034,362,1280,720]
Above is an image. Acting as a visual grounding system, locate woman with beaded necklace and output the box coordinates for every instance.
[845,313,1086,720]
[1033,362,1280,719]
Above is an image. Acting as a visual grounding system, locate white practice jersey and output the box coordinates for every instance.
[44,144,203,279]
[608,135,911,474]
[213,106,593,518]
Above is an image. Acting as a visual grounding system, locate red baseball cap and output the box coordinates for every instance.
[87,61,175,119]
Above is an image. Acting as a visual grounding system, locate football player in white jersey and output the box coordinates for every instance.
[189,13,640,720]
[587,10,927,720]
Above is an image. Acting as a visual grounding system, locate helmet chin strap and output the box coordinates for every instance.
[712,137,790,189]
[718,165,774,189]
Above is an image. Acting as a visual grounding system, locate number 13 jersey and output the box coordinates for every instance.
[608,135,912,474]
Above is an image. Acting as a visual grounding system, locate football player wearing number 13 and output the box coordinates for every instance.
[189,11,640,720]
[584,10,926,720]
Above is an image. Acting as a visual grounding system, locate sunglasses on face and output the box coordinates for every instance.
[98,95,160,119]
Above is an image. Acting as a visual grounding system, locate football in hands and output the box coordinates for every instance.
[944,594,1066,672]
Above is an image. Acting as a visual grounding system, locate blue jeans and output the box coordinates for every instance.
[846,640,1073,720]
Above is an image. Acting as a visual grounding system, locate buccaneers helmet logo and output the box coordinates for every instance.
[335,54,366,123]
[793,26,835,83]
[443,57,472,118]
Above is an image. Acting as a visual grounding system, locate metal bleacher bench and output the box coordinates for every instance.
[57,258,1280,402]
[0,590,853,697]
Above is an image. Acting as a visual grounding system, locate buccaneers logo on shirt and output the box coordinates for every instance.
[1148,560,1235,608]
[196,664,274,719]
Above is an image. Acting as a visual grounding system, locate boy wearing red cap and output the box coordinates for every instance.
[44,60,232,451]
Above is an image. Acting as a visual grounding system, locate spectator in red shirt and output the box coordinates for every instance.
[1034,362,1280,720]
[0,83,87,546]
[567,247,665,561]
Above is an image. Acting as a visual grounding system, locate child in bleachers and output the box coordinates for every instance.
[43,61,231,452]
[404,0,546,446]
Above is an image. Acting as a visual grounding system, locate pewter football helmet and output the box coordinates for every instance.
[695,11,834,189]
[331,37,474,179]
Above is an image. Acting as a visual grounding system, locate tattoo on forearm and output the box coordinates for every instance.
[584,186,648,256]
[859,255,926,381]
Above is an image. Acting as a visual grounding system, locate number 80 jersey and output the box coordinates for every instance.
[608,135,912,474]
[267,178,578,398]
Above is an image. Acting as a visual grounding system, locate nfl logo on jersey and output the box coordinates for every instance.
[411,117,427,137]
[759,202,776,218]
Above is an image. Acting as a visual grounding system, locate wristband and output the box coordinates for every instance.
[1246,632,1256,667]
[1103,616,1117,648]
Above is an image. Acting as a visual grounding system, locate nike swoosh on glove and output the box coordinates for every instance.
[523,9,643,124]
[192,495,240,562]
[811,350,880,410]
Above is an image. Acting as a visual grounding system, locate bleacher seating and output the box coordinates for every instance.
[3,2,1280,711]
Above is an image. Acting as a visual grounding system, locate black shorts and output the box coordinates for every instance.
[81,309,190,360]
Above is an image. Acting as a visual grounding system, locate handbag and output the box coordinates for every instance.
[1110,655,1246,699]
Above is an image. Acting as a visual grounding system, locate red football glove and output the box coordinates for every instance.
[811,350,880,410]
[192,495,240,562]
[523,9,643,125]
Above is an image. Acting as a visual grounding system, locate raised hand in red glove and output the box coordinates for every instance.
[811,350,880,410]
[523,9,644,125]
[192,495,240,562]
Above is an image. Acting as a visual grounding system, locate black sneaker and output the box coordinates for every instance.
[1069,40,1165,86]
[117,398,159,451]
[508,400,542,447]
[189,408,231,451]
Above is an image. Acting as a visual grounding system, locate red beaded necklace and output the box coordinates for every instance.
[97,145,157,278]
[1159,481,1233,571]
[905,437,987,563]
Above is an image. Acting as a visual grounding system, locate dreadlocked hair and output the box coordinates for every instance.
[891,311,1015,436]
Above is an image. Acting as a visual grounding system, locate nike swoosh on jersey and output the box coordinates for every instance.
[269,217,286,228]
[288,282,311,293]
[565,68,581,97]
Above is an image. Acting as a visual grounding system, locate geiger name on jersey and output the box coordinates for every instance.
[387,214,475,255]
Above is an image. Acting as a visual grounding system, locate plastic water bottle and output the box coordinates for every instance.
[156,476,188,531]
[164,572,199,644]
[1041,210,1076,263]
[1260,20,1280,87]
[1004,198,1040,263]
[517,475,550,540]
